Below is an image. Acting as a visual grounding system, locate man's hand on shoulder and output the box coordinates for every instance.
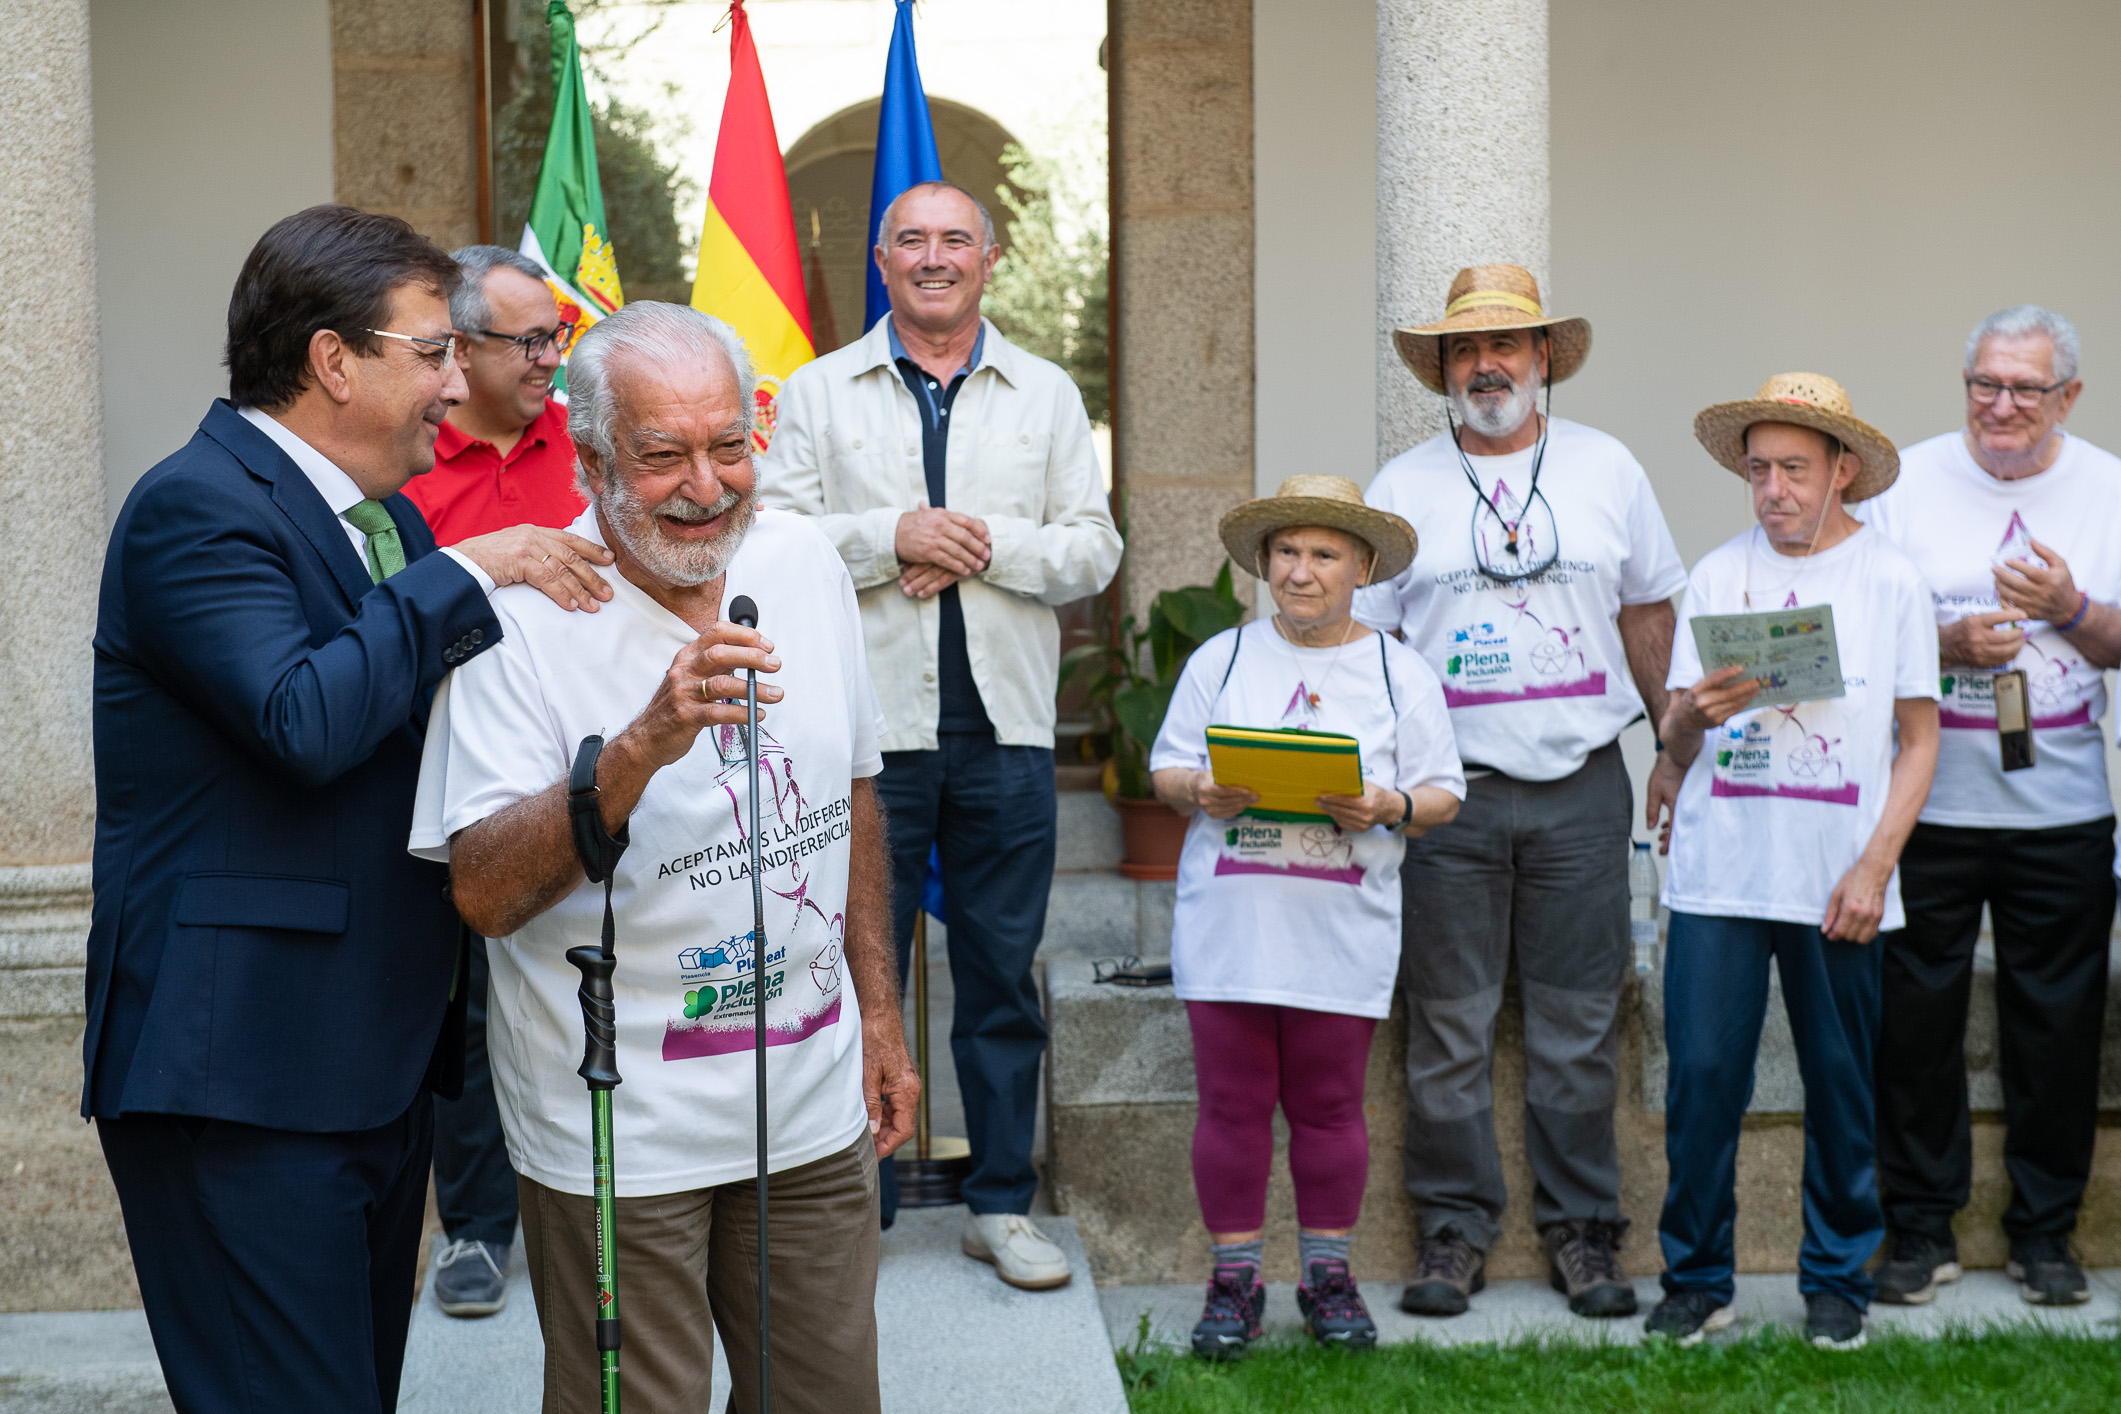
[895,501,991,578]
[454,525,617,612]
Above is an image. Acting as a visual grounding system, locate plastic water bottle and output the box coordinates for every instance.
[1629,842,1660,976]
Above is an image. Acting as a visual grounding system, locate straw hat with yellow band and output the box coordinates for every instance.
[1218,476,1417,585]
[1693,372,1899,503]
[1392,264,1592,394]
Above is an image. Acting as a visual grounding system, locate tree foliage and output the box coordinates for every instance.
[984,140,1109,425]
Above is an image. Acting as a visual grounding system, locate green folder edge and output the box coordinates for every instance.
[1205,725,1361,824]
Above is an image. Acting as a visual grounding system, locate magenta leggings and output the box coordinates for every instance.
[1185,1000,1378,1233]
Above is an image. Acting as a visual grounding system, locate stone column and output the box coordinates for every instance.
[0,0,105,1007]
[332,0,481,250]
[1110,0,1255,618]
[1376,0,1550,458]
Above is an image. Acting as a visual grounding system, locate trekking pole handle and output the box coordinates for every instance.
[568,946,622,1091]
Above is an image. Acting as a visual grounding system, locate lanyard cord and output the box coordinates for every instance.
[1449,372,1559,583]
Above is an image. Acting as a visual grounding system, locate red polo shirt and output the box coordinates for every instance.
[409,397,586,547]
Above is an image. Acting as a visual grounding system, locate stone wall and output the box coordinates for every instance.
[1109,0,1254,616]
[331,0,482,249]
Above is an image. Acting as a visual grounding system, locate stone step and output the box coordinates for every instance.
[1099,1266,2121,1352]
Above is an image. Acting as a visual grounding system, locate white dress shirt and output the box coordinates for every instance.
[239,406,494,592]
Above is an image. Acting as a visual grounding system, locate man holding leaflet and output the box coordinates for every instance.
[1856,307,2121,1308]
[1645,373,1939,1352]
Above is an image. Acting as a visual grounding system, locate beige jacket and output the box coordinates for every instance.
[759,317,1122,752]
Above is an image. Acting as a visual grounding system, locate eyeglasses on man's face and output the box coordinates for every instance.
[1965,375,2066,408]
[364,327,457,377]
[472,324,575,363]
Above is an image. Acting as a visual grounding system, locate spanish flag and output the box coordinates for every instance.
[691,0,813,452]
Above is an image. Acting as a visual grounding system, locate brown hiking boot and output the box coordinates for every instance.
[1399,1228,1485,1317]
[1544,1218,1637,1318]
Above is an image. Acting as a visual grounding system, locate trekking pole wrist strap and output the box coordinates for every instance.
[569,735,631,884]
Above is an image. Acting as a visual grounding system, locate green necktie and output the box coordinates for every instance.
[342,499,406,584]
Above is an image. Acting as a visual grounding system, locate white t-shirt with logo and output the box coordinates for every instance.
[410,508,884,1197]
[1663,524,1940,929]
[1856,430,2121,829]
[1354,418,1688,781]
[1149,619,1466,1018]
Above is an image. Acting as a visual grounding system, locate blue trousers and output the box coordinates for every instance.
[874,735,1056,1219]
[99,1096,433,1413]
[1658,911,1882,1308]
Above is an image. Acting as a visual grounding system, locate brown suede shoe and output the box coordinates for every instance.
[1399,1229,1485,1317]
[1544,1219,1638,1318]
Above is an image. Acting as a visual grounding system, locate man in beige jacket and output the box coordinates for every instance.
[760,180,1120,1289]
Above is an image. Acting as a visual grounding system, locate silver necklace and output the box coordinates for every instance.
[1273,614,1357,709]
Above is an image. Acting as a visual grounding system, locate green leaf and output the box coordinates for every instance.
[1157,584,1246,648]
[1112,680,1176,752]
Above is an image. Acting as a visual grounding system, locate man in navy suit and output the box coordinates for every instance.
[86,205,618,1413]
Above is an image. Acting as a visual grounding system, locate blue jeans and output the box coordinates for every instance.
[874,735,1056,1219]
[1658,910,1883,1308]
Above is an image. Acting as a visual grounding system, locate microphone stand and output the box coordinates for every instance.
[728,594,773,1414]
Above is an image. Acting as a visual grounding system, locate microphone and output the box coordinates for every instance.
[728,594,758,629]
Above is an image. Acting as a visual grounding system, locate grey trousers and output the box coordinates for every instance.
[1399,740,1632,1252]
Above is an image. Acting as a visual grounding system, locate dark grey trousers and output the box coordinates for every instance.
[1399,740,1632,1251]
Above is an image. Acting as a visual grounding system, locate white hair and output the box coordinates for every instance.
[447,244,551,336]
[566,301,757,498]
[877,180,996,250]
[1967,305,2080,382]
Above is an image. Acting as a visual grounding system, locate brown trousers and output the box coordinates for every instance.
[520,1135,881,1414]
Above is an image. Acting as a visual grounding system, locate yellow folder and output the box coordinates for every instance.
[1205,725,1364,821]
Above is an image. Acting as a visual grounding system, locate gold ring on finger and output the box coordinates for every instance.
[699,678,711,702]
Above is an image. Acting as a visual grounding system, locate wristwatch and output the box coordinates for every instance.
[1394,789,1415,830]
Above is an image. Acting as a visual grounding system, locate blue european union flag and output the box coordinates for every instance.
[921,843,946,922]
[864,0,944,329]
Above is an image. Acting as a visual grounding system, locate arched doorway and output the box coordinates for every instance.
[784,97,1023,351]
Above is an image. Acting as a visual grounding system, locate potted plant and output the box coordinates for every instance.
[1059,564,1246,878]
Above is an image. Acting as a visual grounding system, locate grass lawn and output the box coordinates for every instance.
[1115,1322,2121,1413]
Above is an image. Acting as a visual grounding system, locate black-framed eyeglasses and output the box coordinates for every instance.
[1965,375,2067,407]
[474,325,574,363]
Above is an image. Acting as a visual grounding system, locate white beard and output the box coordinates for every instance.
[602,476,755,587]
[1451,374,1538,440]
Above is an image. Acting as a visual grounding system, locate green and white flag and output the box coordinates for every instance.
[519,0,623,395]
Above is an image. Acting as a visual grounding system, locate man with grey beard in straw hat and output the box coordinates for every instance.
[1644,374,1938,1352]
[1354,265,1688,1321]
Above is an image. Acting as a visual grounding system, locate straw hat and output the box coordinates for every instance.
[1693,372,1899,502]
[1218,476,1417,584]
[1391,264,1592,394]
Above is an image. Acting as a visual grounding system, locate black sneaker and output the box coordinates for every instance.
[432,1238,509,1318]
[1643,1289,1734,1346]
[1190,1264,1266,1361]
[1399,1228,1485,1317]
[1873,1231,1961,1306]
[1296,1258,1377,1350]
[1805,1291,1866,1350]
[2007,1236,2091,1306]
[1544,1219,1638,1318]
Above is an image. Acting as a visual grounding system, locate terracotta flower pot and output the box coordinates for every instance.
[1115,796,1188,880]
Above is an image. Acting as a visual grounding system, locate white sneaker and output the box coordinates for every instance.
[962,1214,1072,1290]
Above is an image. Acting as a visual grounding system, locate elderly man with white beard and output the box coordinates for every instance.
[1354,266,1688,1321]
[410,302,917,1414]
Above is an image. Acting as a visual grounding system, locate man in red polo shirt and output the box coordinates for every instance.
[410,246,585,545]
[405,245,585,1320]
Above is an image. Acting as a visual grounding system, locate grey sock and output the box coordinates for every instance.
[1299,1231,1351,1275]
[1210,1238,1264,1279]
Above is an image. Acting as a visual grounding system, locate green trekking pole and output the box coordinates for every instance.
[568,735,630,1414]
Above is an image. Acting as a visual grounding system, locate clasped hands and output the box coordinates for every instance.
[896,502,990,599]
[1942,535,2081,668]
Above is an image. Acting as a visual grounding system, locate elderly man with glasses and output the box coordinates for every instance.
[1355,265,1687,1322]
[404,244,593,1320]
[1856,306,2121,1308]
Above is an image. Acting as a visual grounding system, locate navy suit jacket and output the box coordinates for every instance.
[83,400,503,1132]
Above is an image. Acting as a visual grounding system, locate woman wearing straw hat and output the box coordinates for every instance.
[1642,374,1940,1351]
[1147,476,1465,1358]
